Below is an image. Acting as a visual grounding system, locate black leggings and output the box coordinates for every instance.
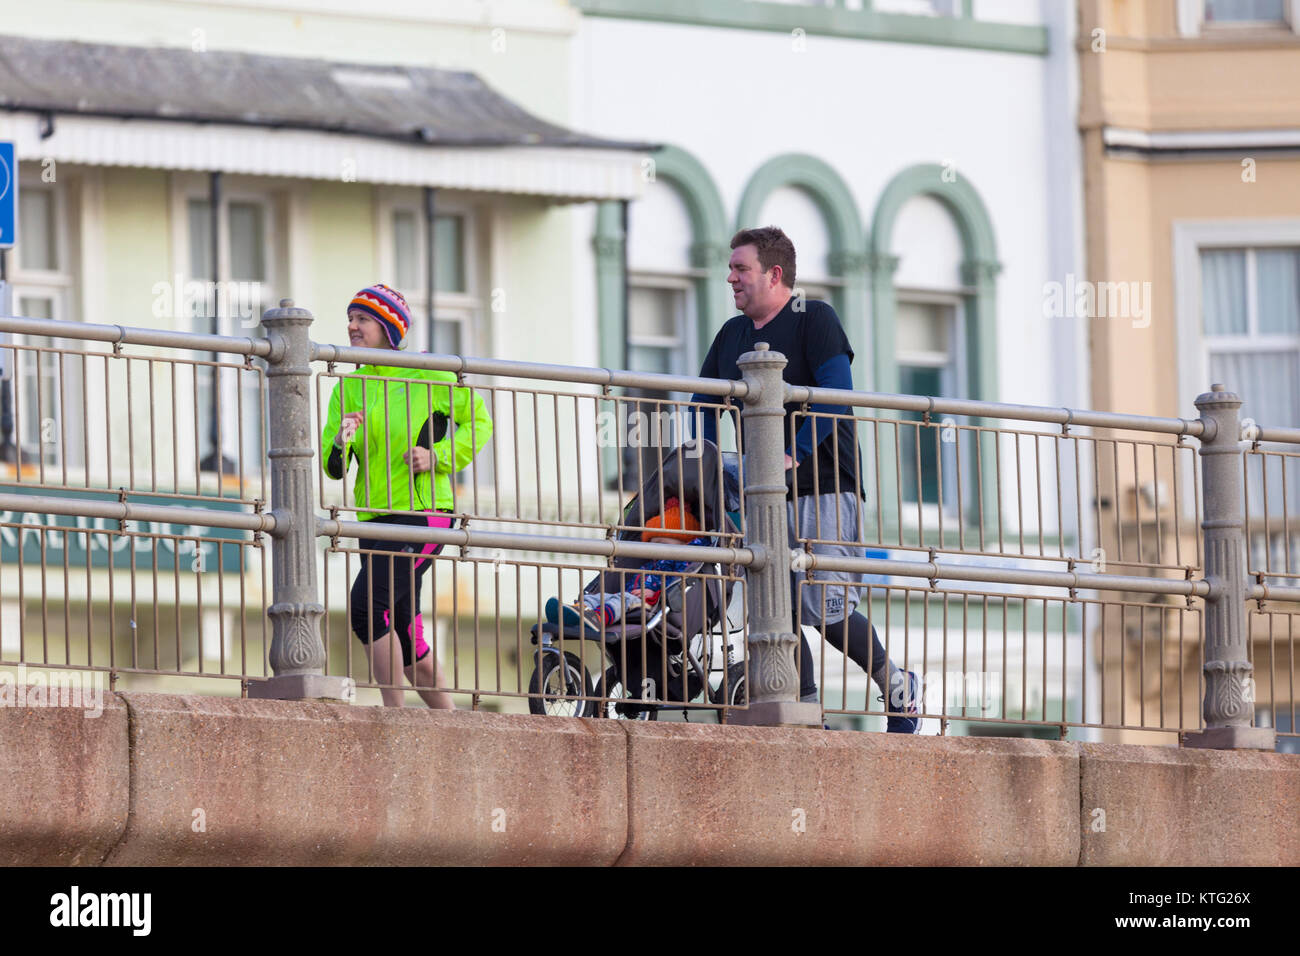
[350,512,454,667]
[798,610,890,699]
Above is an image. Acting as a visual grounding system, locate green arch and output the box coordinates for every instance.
[651,145,731,357]
[733,153,870,387]
[868,162,1002,529]
[652,145,728,259]
[735,153,866,258]
[870,163,998,271]
[868,162,1000,399]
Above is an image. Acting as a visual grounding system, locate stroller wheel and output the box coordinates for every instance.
[528,650,595,718]
[608,683,659,721]
[723,661,748,708]
[590,668,658,721]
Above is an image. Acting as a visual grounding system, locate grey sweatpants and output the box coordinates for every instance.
[787,491,865,627]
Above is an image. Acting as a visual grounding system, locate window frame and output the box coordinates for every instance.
[1178,0,1300,34]
[894,290,967,516]
[7,167,81,472]
[1175,220,1300,534]
[375,188,481,357]
[10,292,71,469]
[168,173,283,473]
[1174,220,1300,422]
[626,271,697,381]
[1200,247,1300,350]
[168,173,282,334]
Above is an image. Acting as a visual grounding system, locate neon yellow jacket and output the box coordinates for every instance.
[321,364,492,519]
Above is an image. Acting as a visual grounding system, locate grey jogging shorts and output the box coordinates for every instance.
[787,491,865,627]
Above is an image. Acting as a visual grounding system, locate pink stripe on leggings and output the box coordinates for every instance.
[411,612,430,660]
[414,511,455,568]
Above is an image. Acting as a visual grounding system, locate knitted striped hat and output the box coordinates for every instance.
[349,284,411,349]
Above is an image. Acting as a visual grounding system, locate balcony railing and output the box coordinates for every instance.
[0,302,1293,748]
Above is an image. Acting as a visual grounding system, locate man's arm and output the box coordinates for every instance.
[789,352,851,465]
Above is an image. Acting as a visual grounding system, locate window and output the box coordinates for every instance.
[14,297,62,468]
[186,195,274,472]
[7,176,81,470]
[628,281,691,376]
[382,197,487,491]
[16,189,57,272]
[1201,246,1300,577]
[1194,241,1299,575]
[620,278,696,487]
[1179,0,1298,32]
[1200,247,1300,428]
[896,298,963,509]
[388,206,474,355]
[1177,223,1300,589]
[619,181,702,489]
[874,0,957,14]
[1205,0,1286,23]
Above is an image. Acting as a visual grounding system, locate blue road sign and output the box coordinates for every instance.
[0,141,15,249]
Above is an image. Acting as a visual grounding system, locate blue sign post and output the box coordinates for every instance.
[0,141,15,249]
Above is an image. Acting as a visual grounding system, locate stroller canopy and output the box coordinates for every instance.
[620,439,740,538]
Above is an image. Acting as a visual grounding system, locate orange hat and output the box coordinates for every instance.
[642,499,701,542]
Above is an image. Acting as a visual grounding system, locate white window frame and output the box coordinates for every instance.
[375,188,481,357]
[10,290,70,469]
[168,173,282,334]
[627,271,697,381]
[895,290,967,518]
[1178,0,1300,35]
[8,167,81,472]
[1174,219,1300,423]
[168,173,282,475]
[1200,248,1300,372]
[1174,220,1300,536]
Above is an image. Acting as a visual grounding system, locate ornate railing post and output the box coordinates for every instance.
[248,299,350,702]
[729,343,821,728]
[1185,384,1274,749]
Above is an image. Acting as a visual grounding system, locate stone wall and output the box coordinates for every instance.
[1,693,1296,865]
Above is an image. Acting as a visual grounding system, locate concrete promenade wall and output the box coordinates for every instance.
[1,692,1297,866]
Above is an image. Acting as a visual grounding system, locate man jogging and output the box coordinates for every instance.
[691,226,920,732]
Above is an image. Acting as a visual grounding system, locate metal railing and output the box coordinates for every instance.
[0,299,1293,748]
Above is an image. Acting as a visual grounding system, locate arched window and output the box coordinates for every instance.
[891,194,968,509]
[735,154,869,387]
[627,179,697,378]
[594,146,728,488]
[869,164,1001,524]
[757,185,838,307]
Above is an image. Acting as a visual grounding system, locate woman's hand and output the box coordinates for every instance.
[403,446,436,474]
[336,412,363,446]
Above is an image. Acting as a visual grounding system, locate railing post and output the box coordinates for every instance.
[729,343,821,728]
[248,299,350,702]
[1185,383,1274,750]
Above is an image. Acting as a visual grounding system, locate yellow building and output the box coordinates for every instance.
[1080,0,1300,745]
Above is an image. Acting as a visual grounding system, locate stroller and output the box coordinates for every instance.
[528,439,748,720]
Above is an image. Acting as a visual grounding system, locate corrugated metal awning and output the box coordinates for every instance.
[0,34,652,201]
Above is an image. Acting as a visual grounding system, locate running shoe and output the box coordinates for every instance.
[883,670,921,734]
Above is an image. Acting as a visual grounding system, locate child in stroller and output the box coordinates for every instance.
[528,440,748,720]
[555,498,707,631]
